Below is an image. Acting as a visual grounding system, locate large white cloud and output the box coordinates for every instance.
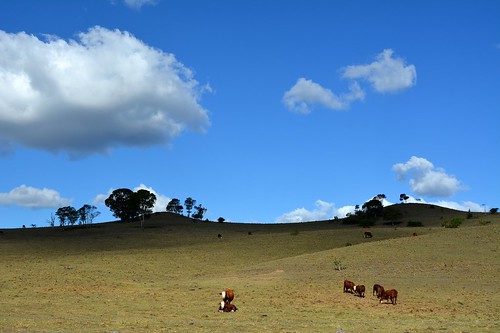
[0,185,72,208]
[0,26,210,157]
[393,156,463,197]
[341,49,416,93]
[282,78,364,113]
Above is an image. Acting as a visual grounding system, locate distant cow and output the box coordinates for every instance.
[217,234,222,239]
[373,284,384,298]
[354,284,365,297]
[218,301,238,312]
[220,289,234,304]
[364,232,373,238]
[412,232,417,237]
[344,280,355,293]
[379,289,398,305]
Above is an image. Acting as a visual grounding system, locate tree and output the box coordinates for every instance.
[490,208,499,214]
[55,206,78,227]
[105,188,136,222]
[166,198,183,215]
[77,204,100,226]
[192,204,207,220]
[399,193,409,203]
[218,217,225,223]
[184,197,196,217]
[362,199,383,217]
[135,189,157,229]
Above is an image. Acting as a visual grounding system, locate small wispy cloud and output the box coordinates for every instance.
[341,49,417,93]
[0,185,72,208]
[282,79,364,113]
[393,156,463,197]
[123,0,159,9]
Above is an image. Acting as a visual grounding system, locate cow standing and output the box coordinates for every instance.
[373,284,384,298]
[343,280,355,293]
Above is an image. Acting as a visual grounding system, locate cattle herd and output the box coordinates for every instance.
[344,280,398,305]
[218,282,397,313]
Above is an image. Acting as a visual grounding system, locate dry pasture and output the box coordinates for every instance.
[0,208,499,332]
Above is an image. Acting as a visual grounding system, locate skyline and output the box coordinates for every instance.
[0,0,498,228]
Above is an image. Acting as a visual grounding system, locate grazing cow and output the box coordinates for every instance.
[354,284,365,297]
[218,301,238,312]
[364,231,373,238]
[248,231,253,236]
[217,234,223,239]
[412,232,417,237]
[220,289,234,304]
[343,280,355,293]
[379,289,398,305]
[373,284,384,298]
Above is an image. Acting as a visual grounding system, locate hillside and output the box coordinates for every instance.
[0,204,499,332]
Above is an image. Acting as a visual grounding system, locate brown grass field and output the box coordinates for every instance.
[1,204,499,333]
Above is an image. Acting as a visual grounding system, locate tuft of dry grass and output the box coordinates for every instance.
[0,207,499,332]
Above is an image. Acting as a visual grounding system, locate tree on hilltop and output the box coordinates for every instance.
[184,197,196,217]
[166,198,183,215]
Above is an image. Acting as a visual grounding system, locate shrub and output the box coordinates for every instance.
[333,258,346,271]
[442,217,463,228]
[345,242,352,247]
[290,230,300,236]
[466,211,473,219]
[407,220,423,227]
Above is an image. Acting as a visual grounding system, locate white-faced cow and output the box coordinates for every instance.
[343,280,355,293]
[379,289,398,305]
[354,284,365,297]
[218,301,238,312]
[220,289,234,304]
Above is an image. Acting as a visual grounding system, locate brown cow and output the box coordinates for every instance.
[220,289,234,304]
[373,284,384,298]
[343,280,355,293]
[379,289,398,305]
[364,231,373,238]
[354,284,365,297]
[218,301,238,312]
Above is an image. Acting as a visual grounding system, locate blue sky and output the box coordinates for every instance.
[0,0,498,228]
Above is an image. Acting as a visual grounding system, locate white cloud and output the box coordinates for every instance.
[282,78,364,113]
[0,185,72,208]
[276,200,335,223]
[123,0,159,9]
[342,49,416,93]
[393,156,463,197]
[0,26,210,157]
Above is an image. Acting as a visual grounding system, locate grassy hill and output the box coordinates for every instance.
[0,204,499,332]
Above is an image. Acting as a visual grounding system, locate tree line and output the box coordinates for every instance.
[49,188,208,228]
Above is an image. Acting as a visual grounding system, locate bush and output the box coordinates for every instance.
[333,258,346,271]
[345,242,352,247]
[407,220,423,227]
[290,230,300,236]
[466,212,473,219]
[442,217,463,228]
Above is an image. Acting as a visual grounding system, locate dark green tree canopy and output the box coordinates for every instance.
[184,197,196,217]
[166,198,183,215]
[105,188,135,222]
